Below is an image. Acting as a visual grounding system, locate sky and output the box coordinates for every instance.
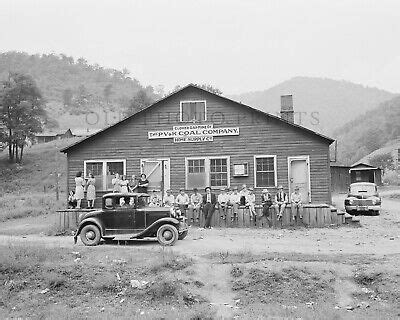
[1,0,400,94]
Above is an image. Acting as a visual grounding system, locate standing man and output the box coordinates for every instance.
[291,186,303,221]
[189,188,202,223]
[202,186,217,229]
[274,185,288,220]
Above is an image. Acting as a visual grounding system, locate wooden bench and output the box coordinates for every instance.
[184,204,342,228]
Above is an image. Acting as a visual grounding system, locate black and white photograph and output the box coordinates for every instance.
[0,0,399,319]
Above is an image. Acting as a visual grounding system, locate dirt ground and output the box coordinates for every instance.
[1,193,399,319]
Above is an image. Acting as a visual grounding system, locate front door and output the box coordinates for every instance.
[140,158,170,200]
[288,156,311,203]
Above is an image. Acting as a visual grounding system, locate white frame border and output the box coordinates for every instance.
[140,158,171,191]
[253,155,278,188]
[179,100,207,122]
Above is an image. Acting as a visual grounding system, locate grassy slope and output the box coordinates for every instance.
[0,139,77,222]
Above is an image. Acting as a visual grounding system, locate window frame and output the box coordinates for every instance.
[253,155,277,188]
[179,100,207,122]
[185,156,230,190]
[84,159,127,191]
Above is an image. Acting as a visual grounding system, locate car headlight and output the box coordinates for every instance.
[349,199,354,205]
[372,198,376,205]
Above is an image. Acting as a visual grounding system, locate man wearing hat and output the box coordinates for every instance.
[245,187,256,221]
[202,186,217,229]
[274,185,288,220]
[291,186,303,221]
[261,188,273,227]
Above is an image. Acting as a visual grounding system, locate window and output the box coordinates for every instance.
[180,101,206,122]
[254,155,277,188]
[186,157,229,189]
[84,159,126,191]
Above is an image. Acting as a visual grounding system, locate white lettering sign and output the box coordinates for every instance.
[148,124,240,143]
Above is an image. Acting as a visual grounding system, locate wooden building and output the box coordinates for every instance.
[35,129,73,144]
[61,84,335,207]
[330,164,351,193]
[350,163,382,185]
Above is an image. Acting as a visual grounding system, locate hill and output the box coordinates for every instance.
[230,77,396,135]
[334,95,400,164]
[0,51,161,130]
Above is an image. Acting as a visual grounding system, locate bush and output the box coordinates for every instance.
[382,170,400,185]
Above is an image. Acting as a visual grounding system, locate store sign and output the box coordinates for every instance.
[148,124,239,143]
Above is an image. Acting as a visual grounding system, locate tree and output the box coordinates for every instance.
[196,83,223,95]
[0,73,47,163]
[62,88,73,106]
[369,153,394,174]
[103,84,113,104]
[124,89,155,117]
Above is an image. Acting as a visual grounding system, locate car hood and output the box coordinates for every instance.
[347,194,379,199]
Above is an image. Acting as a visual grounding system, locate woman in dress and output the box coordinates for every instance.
[112,173,121,193]
[74,171,85,209]
[136,173,149,193]
[86,173,96,209]
[120,175,129,193]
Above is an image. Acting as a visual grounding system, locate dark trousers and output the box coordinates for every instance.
[203,203,215,228]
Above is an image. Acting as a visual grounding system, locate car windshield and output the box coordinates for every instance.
[350,184,376,196]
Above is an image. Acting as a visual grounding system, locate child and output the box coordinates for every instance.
[68,191,77,209]
[229,187,241,222]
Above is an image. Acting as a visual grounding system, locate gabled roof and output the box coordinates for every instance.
[350,162,380,170]
[61,84,335,153]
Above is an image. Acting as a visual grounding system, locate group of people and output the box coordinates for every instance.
[69,170,304,227]
[152,184,304,229]
[68,172,150,209]
[69,171,96,209]
[111,173,149,194]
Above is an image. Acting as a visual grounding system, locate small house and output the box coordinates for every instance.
[350,162,382,185]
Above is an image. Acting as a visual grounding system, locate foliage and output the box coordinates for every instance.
[0,51,161,124]
[123,88,157,117]
[171,83,223,95]
[0,73,47,163]
[369,152,395,173]
[335,95,400,164]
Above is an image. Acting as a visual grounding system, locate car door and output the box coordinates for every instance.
[103,196,135,235]
[133,196,147,231]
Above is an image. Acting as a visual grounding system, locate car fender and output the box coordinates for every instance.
[74,217,105,244]
[134,217,180,238]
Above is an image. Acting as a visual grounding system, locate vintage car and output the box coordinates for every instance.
[74,193,188,246]
[344,182,381,215]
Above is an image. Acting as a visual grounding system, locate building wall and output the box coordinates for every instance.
[65,87,332,203]
[330,166,351,193]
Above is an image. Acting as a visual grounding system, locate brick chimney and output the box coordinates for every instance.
[280,95,294,123]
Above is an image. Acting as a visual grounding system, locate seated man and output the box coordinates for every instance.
[189,188,202,222]
[291,186,303,220]
[245,187,256,221]
[175,189,189,216]
[218,188,229,220]
[163,189,175,208]
[273,185,288,220]
[228,187,241,222]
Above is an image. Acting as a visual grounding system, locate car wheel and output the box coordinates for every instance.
[178,230,188,240]
[80,224,101,246]
[157,224,178,246]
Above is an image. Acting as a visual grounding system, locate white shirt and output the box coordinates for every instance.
[176,193,189,205]
[163,194,175,207]
[229,193,241,204]
[218,193,229,204]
